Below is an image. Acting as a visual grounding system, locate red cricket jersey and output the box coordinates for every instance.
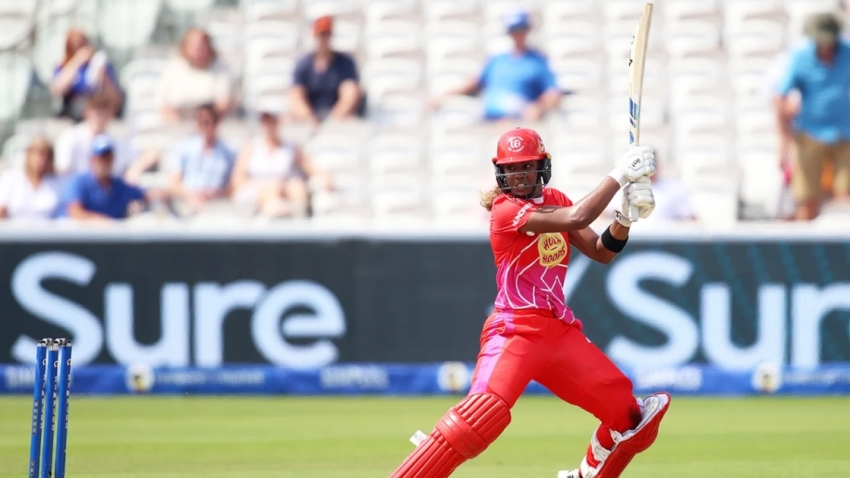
[489,187,578,323]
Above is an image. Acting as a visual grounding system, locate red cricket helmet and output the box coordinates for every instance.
[493,127,549,164]
[492,127,552,197]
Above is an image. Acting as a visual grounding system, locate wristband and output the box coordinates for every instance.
[601,226,628,253]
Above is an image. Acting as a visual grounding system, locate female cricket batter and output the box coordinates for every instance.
[390,128,671,478]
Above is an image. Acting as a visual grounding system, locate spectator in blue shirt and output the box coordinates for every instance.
[289,16,362,126]
[776,13,850,221]
[429,10,562,122]
[61,135,147,221]
[51,28,122,122]
[168,104,236,214]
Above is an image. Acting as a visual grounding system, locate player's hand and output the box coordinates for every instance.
[614,187,633,227]
[609,146,656,187]
[627,177,655,219]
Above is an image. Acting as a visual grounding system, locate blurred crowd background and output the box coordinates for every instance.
[1,0,850,229]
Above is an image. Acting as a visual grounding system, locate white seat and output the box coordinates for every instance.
[369,93,426,127]
[608,93,666,132]
[544,22,604,59]
[365,20,423,59]
[370,174,428,218]
[603,19,664,62]
[736,110,775,137]
[362,58,423,105]
[550,58,604,93]
[430,136,485,177]
[603,0,647,23]
[542,0,600,29]
[98,0,163,50]
[166,0,216,13]
[738,149,783,213]
[432,95,483,130]
[0,53,31,121]
[423,0,479,23]
[726,21,786,59]
[664,0,719,23]
[242,0,299,21]
[305,133,364,174]
[723,0,784,35]
[689,186,739,228]
[365,0,418,23]
[367,134,424,176]
[431,187,490,223]
[424,21,481,62]
[606,57,666,96]
[0,18,31,50]
[554,94,606,131]
[2,133,31,170]
[667,57,725,100]
[665,20,722,58]
[303,0,361,19]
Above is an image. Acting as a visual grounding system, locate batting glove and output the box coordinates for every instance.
[628,177,656,219]
[609,146,656,187]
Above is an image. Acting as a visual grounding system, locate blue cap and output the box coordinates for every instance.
[504,10,530,32]
[91,134,114,156]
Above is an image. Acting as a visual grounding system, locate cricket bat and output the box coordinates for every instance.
[627,3,654,222]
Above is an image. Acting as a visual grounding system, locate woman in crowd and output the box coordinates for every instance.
[157,27,235,122]
[51,28,122,122]
[0,137,62,221]
[231,106,332,218]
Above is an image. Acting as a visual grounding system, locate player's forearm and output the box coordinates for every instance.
[526,177,620,232]
[591,221,629,264]
[773,96,794,138]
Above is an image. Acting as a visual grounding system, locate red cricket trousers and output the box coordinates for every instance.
[469,309,641,435]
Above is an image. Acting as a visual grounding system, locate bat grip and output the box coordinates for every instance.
[629,204,640,222]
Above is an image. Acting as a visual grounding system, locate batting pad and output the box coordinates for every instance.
[596,392,671,478]
[390,393,511,478]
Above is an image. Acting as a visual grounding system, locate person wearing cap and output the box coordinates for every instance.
[59,134,148,220]
[231,103,332,218]
[429,9,562,122]
[167,104,236,214]
[289,15,362,125]
[776,12,850,221]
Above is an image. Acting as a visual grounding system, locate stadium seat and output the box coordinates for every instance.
[303,0,362,20]
[0,17,31,50]
[423,0,479,23]
[2,132,31,170]
[544,22,604,59]
[367,133,424,176]
[368,93,426,127]
[305,133,364,174]
[551,58,604,93]
[0,53,32,122]
[364,0,418,23]
[431,95,483,130]
[726,20,786,60]
[369,173,428,218]
[425,20,481,63]
[552,94,606,131]
[665,19,722,58]
[365,20,422,59]
[542,0,601,29]
[241,0,299,22]
[664,0,719,23]
[165,0,216,14]
[97,0,162,51]
[362,58,423,106]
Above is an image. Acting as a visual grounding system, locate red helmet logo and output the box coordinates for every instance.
[493,127,548,165]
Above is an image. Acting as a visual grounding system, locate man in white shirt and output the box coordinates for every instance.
[53,94,142,183]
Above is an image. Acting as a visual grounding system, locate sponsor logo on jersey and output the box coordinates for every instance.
[538,233,567,268]
[512,202,534,227]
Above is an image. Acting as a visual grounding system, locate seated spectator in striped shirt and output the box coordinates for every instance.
[0,137,62,221]
[168,104,236,214]
[59,135,149,221]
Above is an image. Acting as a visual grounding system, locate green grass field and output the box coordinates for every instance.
[1,395,848,478]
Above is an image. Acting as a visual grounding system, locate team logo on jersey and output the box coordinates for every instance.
[506,136,523,152]
[538,233,567,268]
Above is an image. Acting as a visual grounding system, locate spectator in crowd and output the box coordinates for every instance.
[231,104,332,218]
[0,137,62,221]
[429,9,562,123]
[157,27,235,122]
[51,28,122,122]
[776,13,850,221]
[54,94,157,184]
[59,135,149,221]
[168,104,236,214]
[289,16,362,126]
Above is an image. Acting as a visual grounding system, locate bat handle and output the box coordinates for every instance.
[629,204,640,222]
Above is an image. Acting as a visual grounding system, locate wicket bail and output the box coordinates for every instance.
[28,338,73,478]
